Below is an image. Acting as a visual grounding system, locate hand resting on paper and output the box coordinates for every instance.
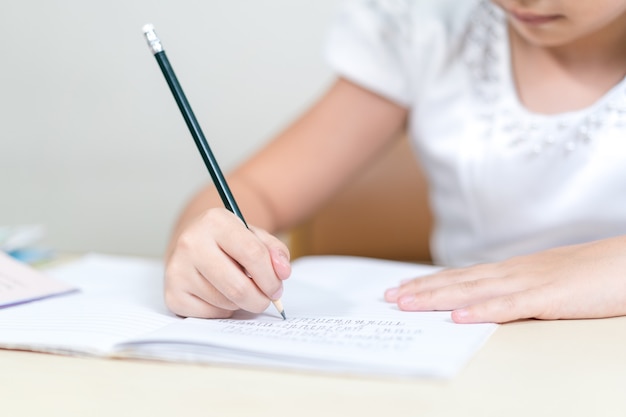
[164,208,291,319]
[385,235,626,324]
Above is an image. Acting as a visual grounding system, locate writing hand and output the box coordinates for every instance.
[164,208,291,318]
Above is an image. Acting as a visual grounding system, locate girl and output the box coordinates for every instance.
[164,0,626,323]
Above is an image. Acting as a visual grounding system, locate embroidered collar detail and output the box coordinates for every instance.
[463,1,626,158]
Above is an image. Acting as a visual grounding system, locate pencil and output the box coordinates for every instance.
[142,24,286,320]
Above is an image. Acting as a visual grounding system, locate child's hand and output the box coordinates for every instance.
[164,208,291,318]
[384,236,626,323]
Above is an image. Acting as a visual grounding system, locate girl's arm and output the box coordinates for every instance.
[165,77,408,318]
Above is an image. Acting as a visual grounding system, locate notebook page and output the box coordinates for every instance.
[118,256,497,378]
[0,254,177,355]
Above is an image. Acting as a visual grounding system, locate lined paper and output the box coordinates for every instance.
[0,254,497,378]
[119,256,497,378]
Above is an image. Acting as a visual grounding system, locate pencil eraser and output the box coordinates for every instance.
[142,23,162,53]
[142,23,155,34]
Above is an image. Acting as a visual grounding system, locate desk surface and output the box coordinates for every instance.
[2,316,626,417]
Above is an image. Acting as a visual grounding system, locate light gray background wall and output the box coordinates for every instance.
[0,1,339,256]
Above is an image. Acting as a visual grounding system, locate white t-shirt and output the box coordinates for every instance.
[326,0,626,266]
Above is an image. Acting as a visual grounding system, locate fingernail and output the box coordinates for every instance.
[452,309,470,322]
[272,249,291,280]
[398,295,415,307]
[384,287,399,300]
[271,248,290,268]
[276,250,290,266]
[271,286,283,300]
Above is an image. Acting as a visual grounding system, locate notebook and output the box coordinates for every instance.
[0,253,496,378]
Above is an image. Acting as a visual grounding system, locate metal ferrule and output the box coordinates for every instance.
[142,24,163,54]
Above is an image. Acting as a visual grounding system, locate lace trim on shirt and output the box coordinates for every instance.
[463,1,626,158]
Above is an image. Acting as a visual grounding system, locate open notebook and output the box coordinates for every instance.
[0,254,497,378]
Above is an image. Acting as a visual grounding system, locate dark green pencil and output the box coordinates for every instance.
[142,24,286,320]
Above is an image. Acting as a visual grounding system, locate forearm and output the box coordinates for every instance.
[164,77,407,319]
[166,77,408,258]
[231,78,409,232]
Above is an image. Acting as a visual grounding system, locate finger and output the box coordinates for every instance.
[183,266,241,311]
[450,287,549,324]
[196,251,271,314]
[215,220,284,301]
[166,291,236,319]
[173,221,272,314]
[188,208,277,310]
[395,275,527,312]
[386,263,499,302]
[251,226,292,281]
[165,253,240,317]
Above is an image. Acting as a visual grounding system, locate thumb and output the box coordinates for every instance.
[249,226,292,280]
[269,246,292,280]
